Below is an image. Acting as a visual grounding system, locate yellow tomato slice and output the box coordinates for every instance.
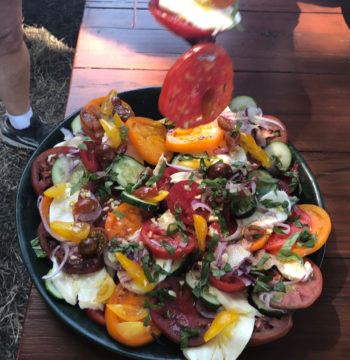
[107,304,148,322]
[115,252,155,292]
[193,214,208,252]
[126,117,172,165]
[99,118,121,148]
[204,310,239,342]
[44,183,68,198]
[50,221,90,243]
[293,204,331,257]
[165,120,224,153]
[95,274,116,303]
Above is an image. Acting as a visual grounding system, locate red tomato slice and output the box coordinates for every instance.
[156,167,179,191]
[166,180,205,225]
[79,141,102,172]
[84,309,106,326]
[209,273,246,293]
[264,206,312,254]
[148,0,214,40]
[159,43,233,128]
[140,220,196,259]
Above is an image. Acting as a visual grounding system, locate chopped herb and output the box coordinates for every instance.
[253,275,272,293]
[273,226,286,235]
[271,155,283,170]
[146,160,166,187]
[82,136,93,142]
[277,232,300,257]
[188,172,195,186]
[260,198,289,210]
[77,143,88,151]
[30,237,47,258]
[230,120,242,137]
[273,281,286,293]
[207,233,219,252]
[143,313,151,327]
[144,300,164,310]
[215,208,229,236]
[113,210,125,219]
[297,229,317,248]
[146,288,176,302]
[119,125,128,142]
[211,268,226,278]
[162,241,175,256]
[253,253,270,270]
[141,255,169,283]
[193,253,215,298]
[223,263,232,273]
[109,239,143,254]
[199,158,207,174]
[180,327,200,349]
[167,223,179,236]
[252,233,264,239]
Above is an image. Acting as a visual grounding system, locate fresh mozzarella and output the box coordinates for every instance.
[170,171,195,184]
[260,190,291,222]
[228,145,248,164]
[276,259,313,282]
[237,210,281,230]
[50,261,113,310]
[183,315,255,360]
[159,0,241,34]
[225,244,251,269]
[54,134,85,148]
[153,209,177,231]
[49,187,79,223]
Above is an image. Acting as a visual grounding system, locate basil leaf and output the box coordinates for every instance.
[211,268,225,278]
[180,327,200,349]
[162,241,175,256]
[278,232,300,257]
[30,237,47,258]
[254,253,270,270]
[273,281,286,293]
[113,210,125,219]
[146,160,166,187]
[143,313,151,327]
[273,226,286,235]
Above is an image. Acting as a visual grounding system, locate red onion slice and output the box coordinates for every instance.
[60,127,74,141]
[251,115,285,131]
[274,222,291,234]
[103,248,119,270]
[166,161,192,172]
[224,225,242,241]
[191,200,212,213]
[42,243,70,280]
[38,196,67,242]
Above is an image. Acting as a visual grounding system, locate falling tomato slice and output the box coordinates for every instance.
[159,43,233,128]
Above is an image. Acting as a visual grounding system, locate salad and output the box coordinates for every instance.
[30,43,331,359]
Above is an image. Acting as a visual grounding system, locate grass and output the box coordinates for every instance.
[0,1,84,358]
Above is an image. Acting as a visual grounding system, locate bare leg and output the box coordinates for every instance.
[0,41,31,115]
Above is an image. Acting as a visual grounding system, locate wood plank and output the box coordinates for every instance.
[18,257,350,359]
[85,0,350,14]
[75,22,350,74]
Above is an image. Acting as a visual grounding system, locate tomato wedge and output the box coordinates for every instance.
[159,43,233,128]
[126,117,172,165]
[165,120,224,153]
[105,284,160,347]
[141,220,196,259]
[105,203,143,241]
[85,309,106,326]
[265,205,331,257]
[209,273,246,293]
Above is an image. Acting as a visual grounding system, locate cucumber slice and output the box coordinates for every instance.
[111,155,145,188]
[69,163,85,187]
[250,293,287,317]
[70,114,82,135]
[248,169,278,197]
[52,156,71,185]
[264,142,292,171]
[120,191,158,212]
[230,96,257,112]
[185,271,221,308]
[45,272,64,299]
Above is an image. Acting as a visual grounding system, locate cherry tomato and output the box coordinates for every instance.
[166,180,205,225]
[140,220,196,259]
[105,203,143,241]
[209,273,246,293]
[85,309,106,326]
[79,140,102,173]
[31,147,77,195]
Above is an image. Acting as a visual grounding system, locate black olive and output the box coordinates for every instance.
[78,237,99,258]
[207,162,233,180]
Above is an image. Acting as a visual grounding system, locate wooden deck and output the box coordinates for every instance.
[18,1,350,359]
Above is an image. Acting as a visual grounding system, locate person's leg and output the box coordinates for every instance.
[0,0,51,149]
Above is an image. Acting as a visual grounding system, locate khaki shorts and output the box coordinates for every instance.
[0,0,23,56]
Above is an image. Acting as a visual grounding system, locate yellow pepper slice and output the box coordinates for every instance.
[204,310,239,342]
[144,190,169,203]
[50,221,90,243]
[107,304,148,322]
[101,89,117,117]
[100,118,121,148]
[174,158,214,170]
[239,132,271,168]
[193,214,208,252]
[44,182,68,199]
[115,252,155,292]
[114,113,124,127]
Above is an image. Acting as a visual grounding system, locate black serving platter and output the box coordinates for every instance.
[16,87,325,360]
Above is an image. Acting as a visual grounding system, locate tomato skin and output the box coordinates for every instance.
[166,180,206,225]
[149,0,214,40]
[141,220,196,259]
[156,167,179,191]
[209,274,246,293]
[85,309,106,326]
[31,147,78,195]
[79,141,102,173]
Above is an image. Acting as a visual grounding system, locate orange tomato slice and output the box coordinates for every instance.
[105,203,143,241]
[165,120,224,153]
[293,204,331,257]
[126,117,172,165]
[105,285,160,347]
